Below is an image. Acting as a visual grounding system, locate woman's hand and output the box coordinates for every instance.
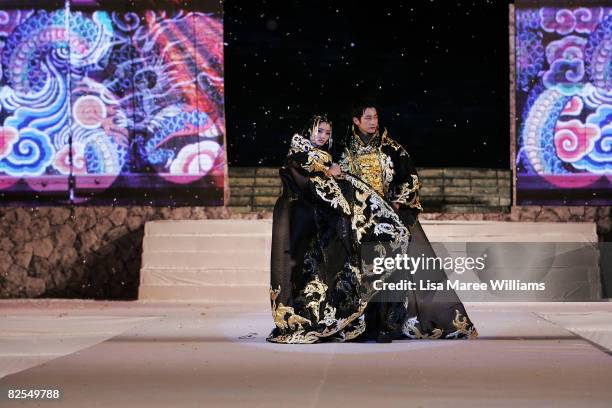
[327,164,343,178]
[392,202,400,210]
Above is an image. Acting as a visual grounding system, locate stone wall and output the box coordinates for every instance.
[0,166,610,300]
[229,167,513,213]
[0,206,236,300]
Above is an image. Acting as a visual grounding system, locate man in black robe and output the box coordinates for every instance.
[338,99,424,342]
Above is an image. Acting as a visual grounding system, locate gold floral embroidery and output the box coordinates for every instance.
[342,130,387,196]
[267,298,369,344]
[338,152,351,174]
[289,134,314,155]
[446,309,479,339]
[347,175,411,252]
[311,175,351,215]
[343,315,366,340]
[350,188,370,243]
[289,134,332,174]
[402,316,443,339]
[270,285,312,330]
[401,311,478,340]
[381,153,394,195]
[352,152,385,196]
[268,285,317,344]
[393,174,423,210]
[304,275,328,321]
[287,135,349,214]
[266,329,320,344]
[381,130,402,151]
[310,160,330,174]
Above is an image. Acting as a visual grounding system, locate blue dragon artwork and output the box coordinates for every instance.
[0,3,225,205]
[515,3,611,205]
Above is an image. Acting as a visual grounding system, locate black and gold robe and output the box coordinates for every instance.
[339,127,423,227]
[267,133,477,343]
[340,126,478,340]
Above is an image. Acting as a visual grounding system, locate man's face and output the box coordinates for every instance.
[353,107,378,135]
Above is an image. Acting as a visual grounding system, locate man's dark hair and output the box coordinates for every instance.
[351,98,379,121]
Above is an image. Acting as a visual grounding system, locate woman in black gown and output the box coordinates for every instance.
[267,115,478,343]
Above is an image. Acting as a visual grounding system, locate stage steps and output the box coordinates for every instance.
[139,219,272,303]
[138,219,599,302]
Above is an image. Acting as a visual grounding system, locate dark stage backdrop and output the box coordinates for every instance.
[224,0,510,169]
[0,0,226,206]
[514,0,612,205]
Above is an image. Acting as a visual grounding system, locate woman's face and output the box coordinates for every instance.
[310,121,331,147]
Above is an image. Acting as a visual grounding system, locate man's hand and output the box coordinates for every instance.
[328,164,343,178]
[392,202,400,211]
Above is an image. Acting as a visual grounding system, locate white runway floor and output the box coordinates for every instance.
[1,300,612,407]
